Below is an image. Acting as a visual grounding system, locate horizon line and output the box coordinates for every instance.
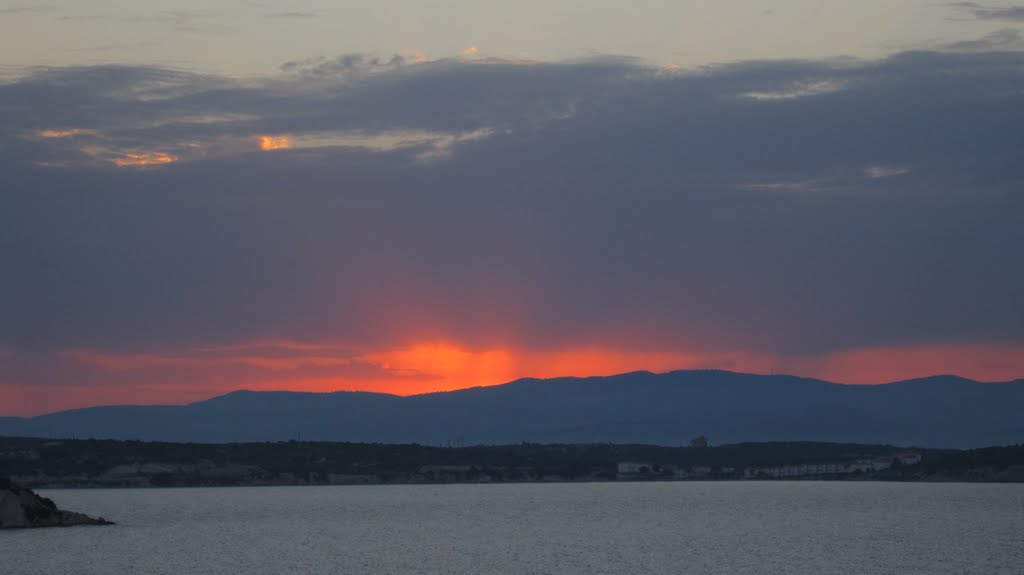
[5,368,1018,419]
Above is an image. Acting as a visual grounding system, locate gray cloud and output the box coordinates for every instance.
[280,53,410,78]
[951,2,1024,21]
[146,10,231,33]
[2,51,1023,361]
[53,8,234,34]
[944,28,1024,51]
[264,11,321,19]
[0,4,56,15]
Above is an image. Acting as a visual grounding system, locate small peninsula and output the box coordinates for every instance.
[0,477,113,529]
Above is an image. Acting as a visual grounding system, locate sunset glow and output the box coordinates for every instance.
[786,343,1024,385]
[258,135,292,150]
[3,1,1023,422]
[38,128,98,138]
[111,151,179,167]
[3,338,1023,417]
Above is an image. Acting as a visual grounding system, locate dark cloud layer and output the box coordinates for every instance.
[2,51,1023,363]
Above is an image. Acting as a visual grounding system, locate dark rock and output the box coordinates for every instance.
[0,477,114,529]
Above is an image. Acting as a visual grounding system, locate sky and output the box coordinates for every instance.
[2,1,1024,416]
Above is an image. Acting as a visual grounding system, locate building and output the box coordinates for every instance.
[617,462,653,475]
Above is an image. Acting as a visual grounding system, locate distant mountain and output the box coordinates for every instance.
[1,371,1023,448]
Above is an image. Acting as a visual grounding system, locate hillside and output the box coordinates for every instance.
[1,371,1023,447]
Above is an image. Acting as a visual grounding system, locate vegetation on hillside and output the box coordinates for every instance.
[2,437,1021,488]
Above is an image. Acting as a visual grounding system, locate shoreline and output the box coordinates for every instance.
[5,436,1022,490]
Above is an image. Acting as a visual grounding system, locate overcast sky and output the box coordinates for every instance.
[2,1,1024,415]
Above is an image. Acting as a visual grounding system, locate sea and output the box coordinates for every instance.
[4,481,1023,574]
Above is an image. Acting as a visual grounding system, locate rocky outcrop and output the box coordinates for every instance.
[0,477,113,529]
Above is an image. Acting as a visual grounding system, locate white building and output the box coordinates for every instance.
[617,462,653,474]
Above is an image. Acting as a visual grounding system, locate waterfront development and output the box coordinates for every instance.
[3,437,1021,488]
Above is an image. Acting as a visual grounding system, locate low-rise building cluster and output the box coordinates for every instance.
[617,452,923,480]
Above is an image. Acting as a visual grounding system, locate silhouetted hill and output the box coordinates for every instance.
[0,477,114,528]
[1,370,1022,447]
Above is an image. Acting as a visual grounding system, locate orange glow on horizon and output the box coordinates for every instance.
[788,343,1024,384]
[3,340,1024,417]
[67,348,354,372]
[360,342,769,395]
[258,135,292,150]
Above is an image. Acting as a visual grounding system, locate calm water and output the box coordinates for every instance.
[4,482,1023,574]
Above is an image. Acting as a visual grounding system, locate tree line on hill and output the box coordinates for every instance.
[2,436,1022,487]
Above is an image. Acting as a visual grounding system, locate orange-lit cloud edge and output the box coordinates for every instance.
[258,135,292,150]
[29,48,539,169]
[35,128,181,168]
[34,127,496,169]
[2,340,1023,417]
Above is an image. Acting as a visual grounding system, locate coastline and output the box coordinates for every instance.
[4,436,1022,489]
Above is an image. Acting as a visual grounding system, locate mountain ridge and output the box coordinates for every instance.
[2,370,1023,448]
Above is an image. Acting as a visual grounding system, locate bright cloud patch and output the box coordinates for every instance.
[741,80,846,100]
[38,128,99,138]
[111,151,179,167]
[262,128,495,161]
[258,135,292,151]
